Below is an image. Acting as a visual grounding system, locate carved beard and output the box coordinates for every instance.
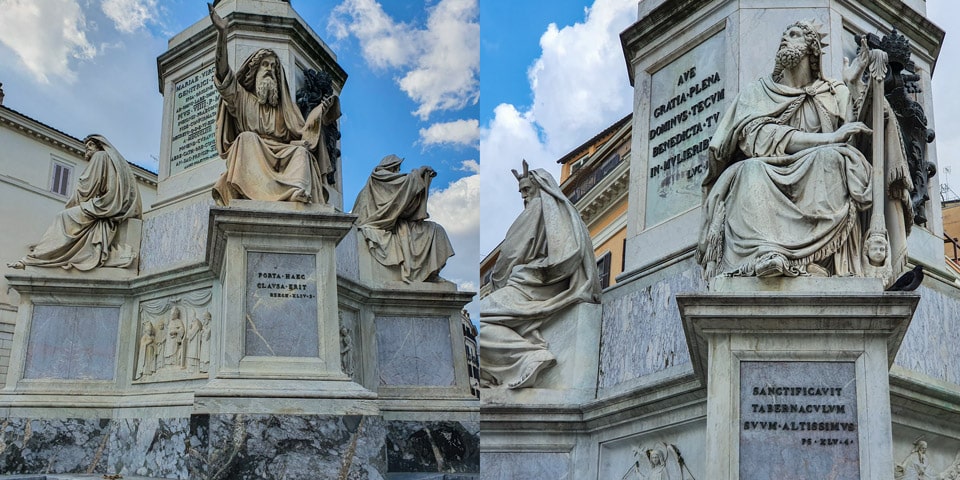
[775,44,806,72]
[256,71,279,107]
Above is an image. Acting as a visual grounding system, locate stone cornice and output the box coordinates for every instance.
[621,0,945,85]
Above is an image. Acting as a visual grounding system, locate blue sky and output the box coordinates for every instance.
[0,0,480,311]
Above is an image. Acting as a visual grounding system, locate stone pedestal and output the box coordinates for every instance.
[678,283,919,480]
[202,201,375,413]
[480,302,601,405]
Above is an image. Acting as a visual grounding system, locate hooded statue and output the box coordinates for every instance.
[10,134,142,271]
[696,20,911,283]
[352,154,454,283]
[479,164,601,389]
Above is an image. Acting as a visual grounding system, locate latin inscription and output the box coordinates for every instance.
[254,271,316,299]
[740,361,859,478]
[244,252,319,357]
[645,32,728,227]
[170,65,219,176]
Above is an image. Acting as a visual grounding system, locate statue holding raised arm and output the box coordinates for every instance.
[206,3,341,206]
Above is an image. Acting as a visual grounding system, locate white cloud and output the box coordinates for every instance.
[428,161,479,236]
[419,119,479,147]
[101,0,158,33]
[480,0,635,255]
[328,0,417,69]
[427,163,480,315]
[529,0,635,151]
[400,0,479,119]
[329,0,478,120]
[459,159,479,174]
[0,0,96,83]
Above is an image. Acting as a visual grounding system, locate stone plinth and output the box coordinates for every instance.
[480,302,601,405]
[203,201,375,412]
[678,285,918,480]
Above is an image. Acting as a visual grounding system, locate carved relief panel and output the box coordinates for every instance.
[134,289,213,383]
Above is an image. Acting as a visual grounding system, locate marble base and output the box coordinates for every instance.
[481,302,601,405]
[0,416,478,479]
[678,291,919,480]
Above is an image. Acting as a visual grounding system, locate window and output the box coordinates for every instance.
[50,161,72,196]
[597,252,612,289]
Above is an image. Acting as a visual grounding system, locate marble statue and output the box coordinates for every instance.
[207,4,340,206]
[8,134,142,271]
[897,440,930,480]
[136,321,157,380]
[478,161,601,389]
[621,443,688,480]
[696,21,912,283]
[186,314,203,370]
[340,325,354,377]
[352,154,454,283]
[135,300,212,381]
[163,307,186,369]
[199,312,212,374]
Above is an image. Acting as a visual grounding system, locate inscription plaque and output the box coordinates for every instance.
[170,64,219,176]
[645,32,728,227]
[740,361,859,479]
[244,251,319,357]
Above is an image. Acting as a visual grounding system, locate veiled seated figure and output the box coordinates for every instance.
[479,162,601,389]
[8,134,142,271]
[696,20,911,282]
[352,154,454,283]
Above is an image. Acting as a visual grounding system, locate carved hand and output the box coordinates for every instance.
[208,3,227,33]
[842,36,871,85]
[832,121,871,144]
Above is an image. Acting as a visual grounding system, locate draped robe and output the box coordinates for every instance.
[212,50,339,206]
[19,135,141,270]
[697,75,910,278]
[479,169,600,388]
[352,155,454,283]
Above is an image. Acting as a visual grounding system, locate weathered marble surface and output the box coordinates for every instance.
[336,227,361,282]
[386,421,479,474]
[24,306,119,380]
[244,252,319,357]
[480,452,570,480]
[376,317,454,386]
[0,416,478,479]
[599,261,706,389]
[140,199,213,273]
[739,361,859,479]
[895,283,960,385]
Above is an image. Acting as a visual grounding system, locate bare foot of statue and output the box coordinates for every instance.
[755,252,787,277]
[6,261,24,270]
[291,190,310,203]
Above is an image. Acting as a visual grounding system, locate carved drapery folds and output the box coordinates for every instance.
[135,289,213,382]
[619,442,694,479]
